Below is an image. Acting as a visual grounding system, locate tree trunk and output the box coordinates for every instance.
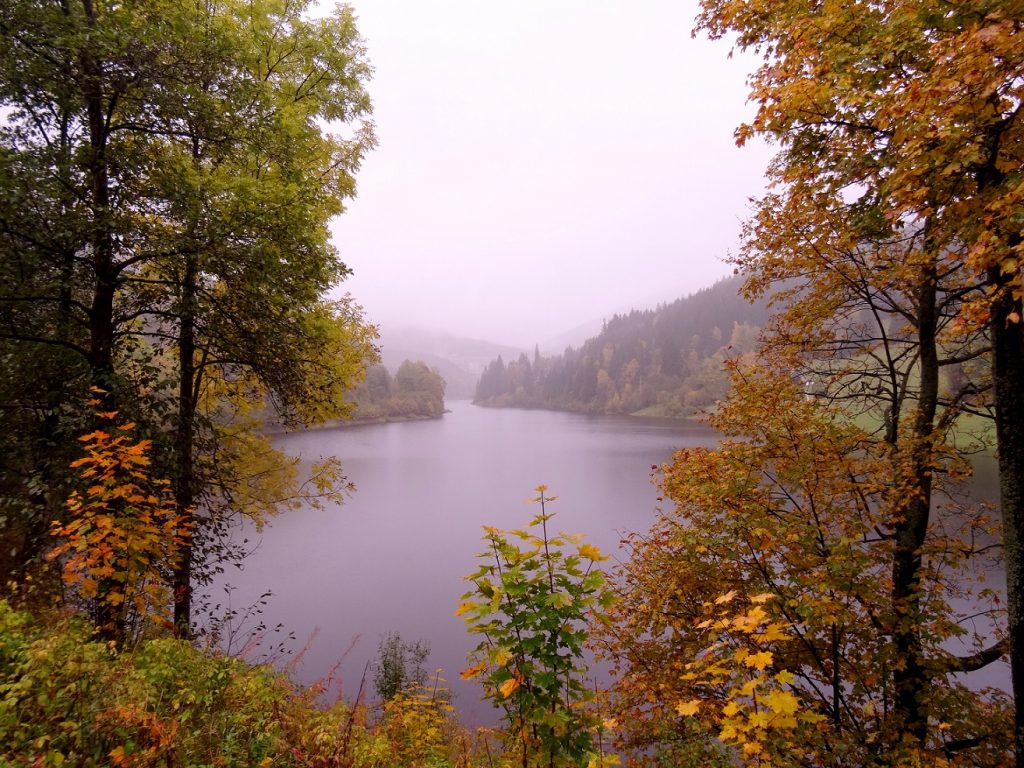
[991,265,1024,767]
[890,262,940,744]
[173,254,198,637]
[80,0,122,644]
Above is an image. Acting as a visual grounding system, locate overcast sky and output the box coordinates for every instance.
[328,0,775,349]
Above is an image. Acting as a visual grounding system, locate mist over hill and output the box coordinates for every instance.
[474,276,770,418]
[376,325,524,399]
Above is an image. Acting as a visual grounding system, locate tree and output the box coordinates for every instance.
[459,488,616,768]
[601,367,1010,766]
[48,398,190,643]
[693,0,1022,758]
[373,632,431,702]
[391,360,446,418]
[0,0,376,629]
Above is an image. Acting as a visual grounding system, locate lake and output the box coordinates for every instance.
[208,399,1008,724]
[206,400,717,723]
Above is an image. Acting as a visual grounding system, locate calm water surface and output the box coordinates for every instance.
[211,400,717,722]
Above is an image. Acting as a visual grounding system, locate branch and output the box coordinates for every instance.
[936,637,1009,674]
[0,330,89,358]
[942,735,987,755]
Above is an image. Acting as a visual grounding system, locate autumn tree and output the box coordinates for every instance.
[600,366,1011,766]
[48,402,190,643]
[687,0,1022,759]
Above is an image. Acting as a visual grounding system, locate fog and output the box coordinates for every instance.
[327,0,775,349]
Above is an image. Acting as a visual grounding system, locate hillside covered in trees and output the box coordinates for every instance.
[474,276,769,417]
[348,360,446,421]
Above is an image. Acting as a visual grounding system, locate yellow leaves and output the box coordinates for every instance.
[764,690,799,716]
[587,753,621,768]
[739,677,762,697]
[731,605,768,632]
[741,740,763,757]
[754,622,790,643]
[675,699,701,717]
[748,710,773,730]
[744,651,774,671]
[641,591,807,762]
[578,543,604,561]
[454,602,475,617]
[498,676,520,698]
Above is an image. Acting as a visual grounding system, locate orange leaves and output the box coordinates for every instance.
[675,699,700,717]
[48,407,192,637]
[98,703,179,768]
[460,661,487,680]
[498,673,522,699]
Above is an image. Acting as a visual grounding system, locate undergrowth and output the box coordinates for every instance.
[0,600,494,768]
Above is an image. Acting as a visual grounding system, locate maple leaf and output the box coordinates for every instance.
[675,699,700,717]
[764,690,799,717]
[744,651,774,671]
[714,590,738,605]
[499,676,520,698]
[460,662,487,680]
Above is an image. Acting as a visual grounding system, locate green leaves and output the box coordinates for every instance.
[459,487,616,768]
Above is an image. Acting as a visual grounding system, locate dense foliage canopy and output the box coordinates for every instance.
[0,0,377,634]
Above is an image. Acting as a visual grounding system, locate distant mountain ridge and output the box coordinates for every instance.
[376,325,524,399]
[474,276,770,418]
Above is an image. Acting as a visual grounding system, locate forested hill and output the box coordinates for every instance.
[348,360,447,421]
[473,276,770,418]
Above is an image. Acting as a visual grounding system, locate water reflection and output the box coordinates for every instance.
[208,400,716,724]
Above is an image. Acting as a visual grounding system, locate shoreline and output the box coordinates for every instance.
[264,410,447,435]
[470,399,710,425]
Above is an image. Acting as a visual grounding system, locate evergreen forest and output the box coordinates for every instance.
[474,276,769,417]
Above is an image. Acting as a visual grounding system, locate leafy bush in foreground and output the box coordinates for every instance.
[0,600,478,768]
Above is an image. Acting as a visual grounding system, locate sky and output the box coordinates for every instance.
[327,0,776,349]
